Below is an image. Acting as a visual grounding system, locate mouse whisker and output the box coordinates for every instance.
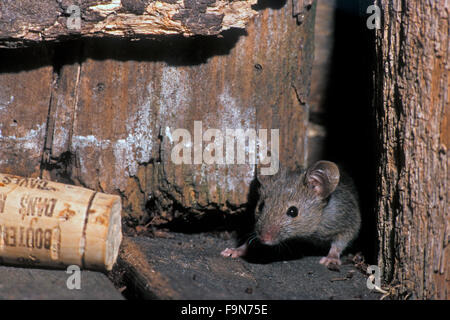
[243,231,256,239]
[247,234,258,245]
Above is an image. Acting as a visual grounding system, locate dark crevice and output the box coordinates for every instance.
[41,151,78,185]
[108,260,153,300]
[0,28,247,70]
[40,41,84,182]
[151,200,250,235]
[150,176,260,239]
[40,58,57,179]
[318,0,378,264]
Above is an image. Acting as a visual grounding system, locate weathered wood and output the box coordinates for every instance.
[116,234,381,299]
[0,0,258,48]
[0,46,52,176]
[0,173,122,271]
[118,236,180,299]
[375,0,449,299]
[0,2,316,225]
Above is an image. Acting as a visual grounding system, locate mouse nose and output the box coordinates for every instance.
[259,230,276,245]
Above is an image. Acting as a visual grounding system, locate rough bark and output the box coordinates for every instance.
[0,1,316,226]
[375,0,449,299]
[0,0,258,48]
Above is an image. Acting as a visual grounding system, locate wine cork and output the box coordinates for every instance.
[0,173,122,271]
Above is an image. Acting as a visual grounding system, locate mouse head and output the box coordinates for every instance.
[254,160,340,245]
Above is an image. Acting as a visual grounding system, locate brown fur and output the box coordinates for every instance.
[255,161,361,254]
[221,161,361,266]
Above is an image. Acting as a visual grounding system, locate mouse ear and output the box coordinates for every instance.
[256,174,271,196]
[257,165,283,186]
[257,174,272,186]
[305,161,340,198]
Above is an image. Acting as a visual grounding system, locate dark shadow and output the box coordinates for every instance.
[0,43,53,73]
[156,175,260,236]
[0,0,296,72]
[242,238,329,264]
[41,151,78,185]
[0,28,247,73]
[252,0,287,11]
[319,0,378,264]
[158,209,232,234]
[233,175,260,241]
[82,28,247,66]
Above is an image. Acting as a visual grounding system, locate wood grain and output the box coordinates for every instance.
[375,0,449,299]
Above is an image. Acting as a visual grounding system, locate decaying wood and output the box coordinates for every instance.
[0,0,258,47]
[117,237,180,299]
[0,173,122,271]
[0,2,316,224]
[375,0,449,299]
[114,234,381,299]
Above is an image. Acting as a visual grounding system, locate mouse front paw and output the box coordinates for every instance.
[221,246,247,258]
[320,243,343,269]
[319,256,342,267]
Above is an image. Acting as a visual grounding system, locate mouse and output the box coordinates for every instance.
[221,160,361,267]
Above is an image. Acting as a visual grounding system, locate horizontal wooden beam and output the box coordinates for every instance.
[0,0,258,48]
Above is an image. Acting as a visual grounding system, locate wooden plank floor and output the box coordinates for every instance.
[118,233,382,300]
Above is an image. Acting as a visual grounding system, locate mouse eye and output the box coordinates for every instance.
[286,206,298,218]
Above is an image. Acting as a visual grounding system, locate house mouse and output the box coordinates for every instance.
[221,160,361,267]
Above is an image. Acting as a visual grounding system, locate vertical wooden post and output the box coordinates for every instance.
[375,0,449,299]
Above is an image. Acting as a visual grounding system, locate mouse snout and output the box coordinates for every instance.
[258,226,279,245]
[260,233,275,245]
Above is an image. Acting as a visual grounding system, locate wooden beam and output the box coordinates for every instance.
[0,0,258,48]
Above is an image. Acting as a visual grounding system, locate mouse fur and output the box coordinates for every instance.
[221,160,361,267]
